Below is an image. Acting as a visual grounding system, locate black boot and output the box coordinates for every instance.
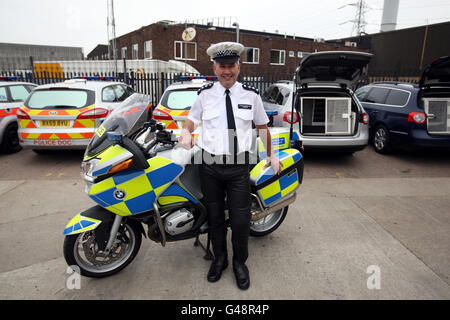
[207,255,228,283]
[232,259,250,290]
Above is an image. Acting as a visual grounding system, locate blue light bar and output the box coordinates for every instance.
[73,76,116,81]
[0,76,20,81]
[107,132,122,142]
[265,110,278,116]
[178,76,217,81]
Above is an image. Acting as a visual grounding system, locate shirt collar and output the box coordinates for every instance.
[217,81,239,95]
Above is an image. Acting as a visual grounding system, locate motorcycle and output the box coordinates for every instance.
[63,101,304,278]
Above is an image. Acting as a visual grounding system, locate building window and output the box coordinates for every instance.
[174,41,197,61]
[132,44,139,60]
[144,40,152,59]
[289,51,295,58]
[297,51,311,59]
[241,47,260,64]
[270,49,285,65]
[121,47,127,59]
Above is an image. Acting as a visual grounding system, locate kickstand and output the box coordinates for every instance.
[194,233,214,260]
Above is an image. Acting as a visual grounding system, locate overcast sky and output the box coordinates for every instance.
[1,0,449,55]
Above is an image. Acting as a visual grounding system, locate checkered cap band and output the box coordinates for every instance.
[207,42,244,62]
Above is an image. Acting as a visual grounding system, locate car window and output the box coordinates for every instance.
[269,86,280,103]
[263,85,286,105]
[102,86,117,102]
[161,89,198,110]
[26,89,92,109]
[262,86,274,102]
[114,85,129,102]
[365,87,390,104]
[125,86,134,96]
[278,87,291,105]
[0,87,8,102]
[355,86,371,101]
[9,85,30,102]
[385,89,410,106]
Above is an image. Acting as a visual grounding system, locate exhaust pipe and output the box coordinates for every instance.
[250,192,297,221]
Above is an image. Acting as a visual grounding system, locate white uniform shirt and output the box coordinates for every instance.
[188,81,269,155]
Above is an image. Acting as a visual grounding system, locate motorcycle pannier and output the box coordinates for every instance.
[250,148,304,208]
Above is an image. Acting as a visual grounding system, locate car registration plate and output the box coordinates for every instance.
[41,120,70,127]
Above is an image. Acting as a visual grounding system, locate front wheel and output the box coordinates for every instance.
[250,206,288,237]
[64,221,142,278]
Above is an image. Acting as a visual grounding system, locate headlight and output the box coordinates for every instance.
[80,159,99,181]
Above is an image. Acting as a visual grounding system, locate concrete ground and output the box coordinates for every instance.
[0,174,449,299]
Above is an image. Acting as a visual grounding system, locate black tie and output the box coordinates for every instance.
[225,89,238,156]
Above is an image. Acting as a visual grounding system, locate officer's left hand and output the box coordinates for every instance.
[264,154,283,175]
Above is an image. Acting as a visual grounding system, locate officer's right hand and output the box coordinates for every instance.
[178,129,194,150]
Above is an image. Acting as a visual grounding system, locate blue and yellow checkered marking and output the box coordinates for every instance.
[250,148,302,207]
[258,171,300,206]
[251,149,302,185]
[88,156,184,216]
[158,184,199,205]
[63,214,102,235]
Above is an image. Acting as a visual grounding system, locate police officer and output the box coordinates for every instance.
[179,42,281,290]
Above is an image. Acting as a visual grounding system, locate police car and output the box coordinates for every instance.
[0,77,37,153]
[17,77,148,151]
[153,76,217,133]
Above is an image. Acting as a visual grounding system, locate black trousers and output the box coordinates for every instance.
[200,158,251,264]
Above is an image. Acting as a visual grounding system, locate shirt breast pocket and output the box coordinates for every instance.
[202,107,221,128]
[235,108,254,122]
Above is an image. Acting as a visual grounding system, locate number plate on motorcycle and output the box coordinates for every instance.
[41,120,70,127]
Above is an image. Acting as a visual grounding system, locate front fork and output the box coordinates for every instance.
[104,215,123,254]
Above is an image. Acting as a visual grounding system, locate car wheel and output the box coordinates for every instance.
[373,125,391,154]
[1,122,22,154]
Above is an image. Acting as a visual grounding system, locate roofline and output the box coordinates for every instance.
[114,21,319,43]
[328,20,450,42]
[0,42,83,50]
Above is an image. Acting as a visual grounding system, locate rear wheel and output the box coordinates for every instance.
[64,221,142,278]
[250,206,288,237]
[373,125,391,154]
[1,122,22,154]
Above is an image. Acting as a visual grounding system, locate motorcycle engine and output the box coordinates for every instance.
[164,208,195,236]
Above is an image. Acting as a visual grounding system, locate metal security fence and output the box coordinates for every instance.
[0,70,292,106]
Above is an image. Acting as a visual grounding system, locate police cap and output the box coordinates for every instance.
[207,42,244,63]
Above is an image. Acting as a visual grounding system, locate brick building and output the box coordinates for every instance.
[87,44,108,60]
[100,21,367,77]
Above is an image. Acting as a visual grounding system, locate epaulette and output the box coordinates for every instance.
[242,84,259,95]
[197,82,214,95]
